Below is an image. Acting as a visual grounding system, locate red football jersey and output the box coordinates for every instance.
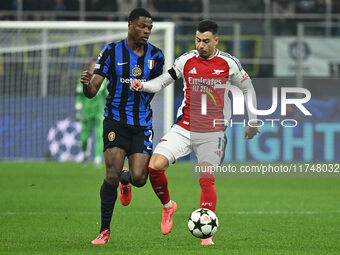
[171,49,250,132]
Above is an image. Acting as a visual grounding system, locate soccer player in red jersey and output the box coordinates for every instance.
[131,20,260,245]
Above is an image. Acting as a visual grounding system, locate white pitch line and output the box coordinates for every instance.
[0,210,339,216]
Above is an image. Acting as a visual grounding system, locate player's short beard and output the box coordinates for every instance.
[137,40,147,46]
[200,46,216,59]
[132,37,146,47]
[199,53,208,59]
[198,50,211,59]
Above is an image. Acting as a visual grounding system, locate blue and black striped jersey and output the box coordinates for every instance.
[94,39,164,127]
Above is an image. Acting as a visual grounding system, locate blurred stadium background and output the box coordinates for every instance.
[1,2,340,254]
[0,0,339,162]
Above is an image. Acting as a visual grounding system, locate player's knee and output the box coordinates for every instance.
[149,154,169,170]
[105,168,120,186]
[131,172,148,187]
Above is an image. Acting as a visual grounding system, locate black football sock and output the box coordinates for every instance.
[100,180,117,232]
[120,170,132,185]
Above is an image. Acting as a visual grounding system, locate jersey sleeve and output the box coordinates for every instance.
[228,57,257,122]
[228,56,249,87]
[149,50,165,80]
[98,79,109,101]
[168,50,197,80]
[93,45,113,79]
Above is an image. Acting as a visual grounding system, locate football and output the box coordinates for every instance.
[188,208,219,238]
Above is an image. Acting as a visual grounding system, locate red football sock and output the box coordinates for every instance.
[199,173,216,212]
[148,167,170,205]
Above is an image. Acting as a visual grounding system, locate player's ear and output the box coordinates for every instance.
[128,21,133,29]
[214,35,219,46]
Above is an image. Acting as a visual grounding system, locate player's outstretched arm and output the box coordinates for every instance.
[239,80,260,139]
[81,71,104,98]
[240,79,260,139]
[130,72,175,93]
[228,60,260,139]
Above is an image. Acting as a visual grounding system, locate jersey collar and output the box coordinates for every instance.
[124,39,148,58]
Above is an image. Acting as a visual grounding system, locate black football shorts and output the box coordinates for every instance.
[103,118,153,156]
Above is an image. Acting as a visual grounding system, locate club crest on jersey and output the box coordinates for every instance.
[212,69,224,75]
[108,131,115,142]
[132,66,142,77]
[148,60,155,69]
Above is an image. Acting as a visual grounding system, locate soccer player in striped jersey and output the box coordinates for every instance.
[131,20,260,245]
[80,8,164,244]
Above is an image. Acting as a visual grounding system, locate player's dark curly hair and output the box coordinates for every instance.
[128,8,152,22]
[197,20,218,35]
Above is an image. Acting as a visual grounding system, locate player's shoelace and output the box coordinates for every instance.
[98,231,109,239]
[121,185,131,195]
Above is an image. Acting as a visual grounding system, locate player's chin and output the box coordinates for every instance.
[140,38,148,44]
[198,53,208,59]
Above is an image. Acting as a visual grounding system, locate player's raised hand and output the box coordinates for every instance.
[80,70,93,86]
[244,125,261,139]
[130,79,143,91]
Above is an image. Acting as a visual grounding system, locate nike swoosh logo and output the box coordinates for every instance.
[117,62,128,66]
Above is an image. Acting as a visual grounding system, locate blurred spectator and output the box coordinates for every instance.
[86,0,106,20]
[52,0,67,20]
[144,0,157,12]
[296,0,317,13]
[315,0,326,13]
[185,0,202,13]
[117,0,138,20]
[153,0,203,34]
[333,0,340,13]
[272,0,295,16]
[182,0,203,34]
[295,0,325,23]
[249,0,265,13]
[23,0,40,10]
[154,0,177,12]
[296,0,326,25]
[61,0,78,11]
[101,0,117,12]
[0,0,15,20]
[0,1,13,10]
[53,0,66,11]
[86,0,101,11]
[272,0,295,35]
[155,0,202,14]
[334,0,340,36]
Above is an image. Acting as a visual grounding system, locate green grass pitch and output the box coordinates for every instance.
[0,162,339,255]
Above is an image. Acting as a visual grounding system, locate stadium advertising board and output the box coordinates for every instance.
[274,37,340,77]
